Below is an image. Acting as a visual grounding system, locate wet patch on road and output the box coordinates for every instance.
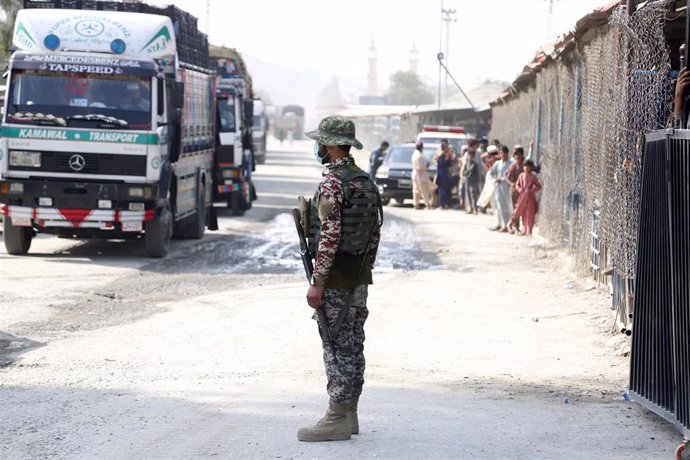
[150,212,442,276]
[0,331,43,367]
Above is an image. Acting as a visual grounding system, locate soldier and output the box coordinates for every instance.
[298,116,383,442]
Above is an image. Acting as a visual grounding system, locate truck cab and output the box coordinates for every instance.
[210,52,256,216]
[0,4,215,257]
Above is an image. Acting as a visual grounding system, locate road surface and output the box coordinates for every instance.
[0,139,680,459]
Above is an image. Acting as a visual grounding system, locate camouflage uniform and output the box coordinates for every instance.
[305,117,381,406]
[320,285,369,403]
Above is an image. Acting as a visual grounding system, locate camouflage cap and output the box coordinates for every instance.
[305,115,364,150]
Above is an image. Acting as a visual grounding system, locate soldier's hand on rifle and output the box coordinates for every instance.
[307,285,325,309]
[674,68,690,122]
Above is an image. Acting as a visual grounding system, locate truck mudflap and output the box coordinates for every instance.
[0,204,154,231]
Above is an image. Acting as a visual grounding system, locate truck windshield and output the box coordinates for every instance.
[6,69,152,129]
[218,101,236,132]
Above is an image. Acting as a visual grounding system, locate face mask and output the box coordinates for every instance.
[313,142,329,165]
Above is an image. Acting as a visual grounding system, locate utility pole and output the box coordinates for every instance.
[206,0,211,38]
[441,6,456,101]
[438,0,443,108]
[544,0,562,43]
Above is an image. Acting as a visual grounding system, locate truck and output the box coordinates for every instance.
[275,104,304,141]
[209,46,256,216]
[252,99,267,165]
[0,0,216,258]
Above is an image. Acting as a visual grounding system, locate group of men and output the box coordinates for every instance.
[407,137,540,233]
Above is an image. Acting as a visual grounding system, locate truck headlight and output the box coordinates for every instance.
[376,166,389,179]
[9,150,41,168]
[126,186,154,199]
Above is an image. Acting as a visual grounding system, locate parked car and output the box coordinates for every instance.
[375,143,439,205]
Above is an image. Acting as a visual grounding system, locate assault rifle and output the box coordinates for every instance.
[291,207,336,354]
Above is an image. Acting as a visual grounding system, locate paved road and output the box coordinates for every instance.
[0,139,682,459]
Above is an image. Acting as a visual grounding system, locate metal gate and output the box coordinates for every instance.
[630,129,690,438]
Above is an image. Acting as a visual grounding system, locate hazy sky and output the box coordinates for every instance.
[151,0,609,91]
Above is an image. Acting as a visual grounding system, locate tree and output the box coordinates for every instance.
[387,70,434,105]
[0,0,21,61]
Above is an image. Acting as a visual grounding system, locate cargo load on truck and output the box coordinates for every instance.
[0,0,217,257]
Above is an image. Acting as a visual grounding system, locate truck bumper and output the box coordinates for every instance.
[212,165,244,201]
[0,179,157,232]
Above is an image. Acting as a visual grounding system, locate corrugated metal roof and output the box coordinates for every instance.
[417,80,506,114]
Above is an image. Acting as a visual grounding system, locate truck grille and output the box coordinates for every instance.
[11,151,147,177]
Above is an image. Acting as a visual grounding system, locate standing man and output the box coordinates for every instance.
[489,145,514,231]
[368,140,389,178]
[412,140,433,209]
[299,116,383,442]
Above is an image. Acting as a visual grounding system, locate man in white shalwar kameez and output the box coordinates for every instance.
[411,141,433,209]
[489,145,514,231]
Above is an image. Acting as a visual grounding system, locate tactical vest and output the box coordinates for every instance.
[308,162,382,287]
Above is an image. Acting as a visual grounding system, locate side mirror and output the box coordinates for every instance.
[157,77,165,116]
[244,99,254,128]
[173,81,185,109]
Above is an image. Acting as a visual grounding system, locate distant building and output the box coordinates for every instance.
[415,80,506,138]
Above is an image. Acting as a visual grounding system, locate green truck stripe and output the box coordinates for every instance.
[16,22,36,46]
[1,126,158,145]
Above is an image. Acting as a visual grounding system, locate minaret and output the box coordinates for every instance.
[410,42,418,74]
[368,38,377,95]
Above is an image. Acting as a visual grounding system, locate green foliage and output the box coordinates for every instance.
[0,0,21,61]
[387,70,434,105]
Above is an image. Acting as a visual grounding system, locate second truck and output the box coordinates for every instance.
[209,46,257,216]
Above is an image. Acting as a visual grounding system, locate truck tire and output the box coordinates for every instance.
[228,193,245,216]
[145,207,172,258]
[3,218,32,255]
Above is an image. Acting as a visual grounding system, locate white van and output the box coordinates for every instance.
[416,125,467,153]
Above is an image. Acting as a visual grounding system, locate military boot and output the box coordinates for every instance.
[347,395,359,435]
[297,400,352,442]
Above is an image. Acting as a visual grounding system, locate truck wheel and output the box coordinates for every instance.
[228,193,245,216]
[381,197,391,206]
[256,153,266,165]
[3,218,32,255]
[145,207,172,258]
